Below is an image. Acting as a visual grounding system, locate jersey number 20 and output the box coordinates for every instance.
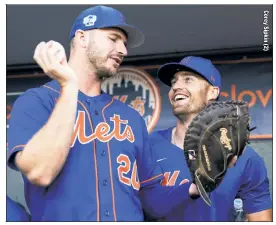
[117,154,140,190]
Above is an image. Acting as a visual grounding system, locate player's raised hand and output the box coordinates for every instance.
[33,41,77,87]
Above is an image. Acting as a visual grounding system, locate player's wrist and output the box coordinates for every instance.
[61,82,79,94]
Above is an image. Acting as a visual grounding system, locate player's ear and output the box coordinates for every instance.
[74,29,88,48]
[207,85,220,101]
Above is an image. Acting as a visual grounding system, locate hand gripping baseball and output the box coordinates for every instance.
[33,41,77,87]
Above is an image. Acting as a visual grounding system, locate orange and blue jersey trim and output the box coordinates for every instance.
[140,173,164,185]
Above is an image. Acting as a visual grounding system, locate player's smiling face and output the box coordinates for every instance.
[86,28,128,79]
[168,71,213,118]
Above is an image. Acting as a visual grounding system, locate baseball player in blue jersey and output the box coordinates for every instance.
[148,56,272,221]
[7,196,30,221]
[7,6,218,221]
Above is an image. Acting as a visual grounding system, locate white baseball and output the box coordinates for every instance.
[52,41,66,63]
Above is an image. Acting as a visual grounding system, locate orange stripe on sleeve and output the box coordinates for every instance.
[43,85,60,94]
[140,173,163,184]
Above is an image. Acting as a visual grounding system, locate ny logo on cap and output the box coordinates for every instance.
[120,13,125,23]
[210,75,215,82]
[181,56,191,64]
[83,15,97,27]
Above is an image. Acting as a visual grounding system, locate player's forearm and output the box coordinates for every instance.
[15,83,79,187]
[140,182,193,218]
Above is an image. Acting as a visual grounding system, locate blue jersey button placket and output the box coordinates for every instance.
[90,102,114,221]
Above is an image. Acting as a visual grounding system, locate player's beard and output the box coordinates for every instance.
[172,91,208,121]
[86,41,117,81]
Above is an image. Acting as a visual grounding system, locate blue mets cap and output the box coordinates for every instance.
[70,5,145,48]
[157,56,222,91]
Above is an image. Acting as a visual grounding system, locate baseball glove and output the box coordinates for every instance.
[183,100,254,206]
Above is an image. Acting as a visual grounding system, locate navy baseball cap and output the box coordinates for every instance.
[157,56,222,91]
[70,5,145,48]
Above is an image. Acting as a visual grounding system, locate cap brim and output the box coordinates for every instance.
[112,24,145,48]
[157,63,198,86]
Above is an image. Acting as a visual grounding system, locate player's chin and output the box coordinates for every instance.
[105,66,119,77]
[107,60,120,71]
[171,101,189,111]
[101,65,118,78]
[172,107,189,117]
